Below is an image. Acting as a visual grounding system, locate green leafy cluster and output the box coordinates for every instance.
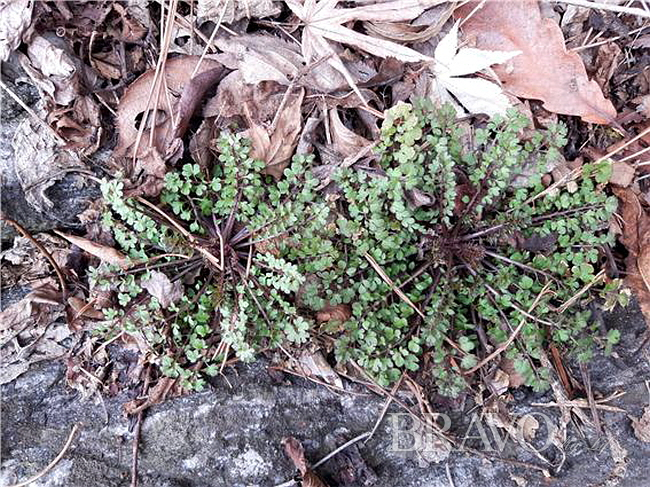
[309,101,619,393]
[91,134,330,390]
[93,103,621,395]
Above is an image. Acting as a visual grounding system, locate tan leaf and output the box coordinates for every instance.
[215,34,305,86]
[281,437,330,486]
[0,283,68,384]
[609,162,635,188]
[54,231,130,269]
[198,0,280,24]
[456,0,617,124]
[517,414,539,442]
[246,88,304,179]
[612,187,650,326]
[67,296,105,320]
[12,104,83,212]
[328,109,372,158]
[20,35,80,105]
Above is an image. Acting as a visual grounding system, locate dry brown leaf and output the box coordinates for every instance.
[0,0,33,61]
[316,302,352,324]
[328,109,373,158]
[203,71,284,122]
[48,95,102,154]
[281,437,330,487]
[517,414,539,442]
[456,0,617,124]
[1,233,71,289]
[124,376,180,415]
[612,187,650,326]
[67,296,105,320]
[114,56,225,159]
[246,88,304,179]
[631,406,650,443]
[54,231,130,269]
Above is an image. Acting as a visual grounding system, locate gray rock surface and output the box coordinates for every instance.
[0,75,101,241]
[2,304,650,487]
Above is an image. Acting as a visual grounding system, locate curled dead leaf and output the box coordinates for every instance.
[316,303,352,324]
[114,56,226,160]
[281,437,330,487]
[295,349,344,388]
[140,271,184,308]
[54,231,130,269]
[612,187,650,327]
[67,296,105,320]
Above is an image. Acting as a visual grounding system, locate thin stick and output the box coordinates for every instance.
[464,282,552,375]
[312,431,372,469]
[0,79,66,146]
[191,0,227,78]
[556,0,650,18]
[7,424,80,487]
[445,463,456,487]
[557,270,605,313]
[1,217,67,296]
[365,375,403,443]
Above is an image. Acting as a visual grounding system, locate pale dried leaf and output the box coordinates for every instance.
[203,70,285,122]
[456,0,617,124]
[443,76,514,117]
[247,88,304,179]
[54,231,130,269]
[517,414,539,442]
[286,0,440,100]
[0,0,33,61]
[1,234,70,288]
[21,35,79,105]
[297,349,343,388]
[433,21,519,116]
[0,283,68,384]
[214,34,304,86]
[140,271,184,308]
[328,109,372,158]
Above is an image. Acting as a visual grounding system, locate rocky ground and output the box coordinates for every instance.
[1,303,650,487]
